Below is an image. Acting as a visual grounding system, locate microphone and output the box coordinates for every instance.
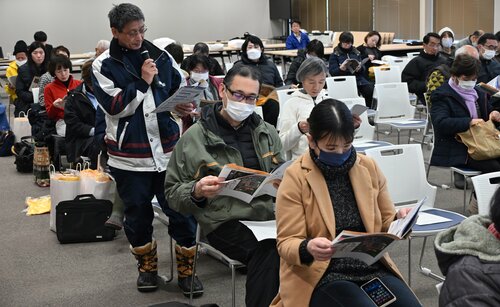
[140,49,165,88]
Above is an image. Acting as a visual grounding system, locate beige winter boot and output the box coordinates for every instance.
[131,240,158,292]
[175,244,204,297]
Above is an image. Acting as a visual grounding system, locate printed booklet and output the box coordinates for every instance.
[330,198,426,265]
[218,160,293,203]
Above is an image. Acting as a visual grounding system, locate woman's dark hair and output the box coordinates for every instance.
[52,45,70,58]
[193,42,209,55]
[306,39,325,59]
[450,54,480,78]
[339,32,354,44]
[165,43,184,65]
[48,54,72,77]
[364,31,382,48]
[186,54,209,72]
[242,35,264,54]
[490,187,500,231]
[81,60,93,86]
[307,99,354,143]
[27,41,47,75]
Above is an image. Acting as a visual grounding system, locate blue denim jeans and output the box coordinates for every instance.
[110,167,197,247]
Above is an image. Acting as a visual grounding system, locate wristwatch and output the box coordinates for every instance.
[190,182,207,207]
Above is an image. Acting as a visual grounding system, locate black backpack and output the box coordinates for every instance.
[12,136,35,173]
[0,130,15,157]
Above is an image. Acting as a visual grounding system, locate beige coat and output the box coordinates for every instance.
[271,152,405,307]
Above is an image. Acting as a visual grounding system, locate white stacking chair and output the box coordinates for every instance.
[276,88,300,113]
[386,56,410,72]
[374,82,426,143]
[339,97,392,153]
[190,224,245,307]
[471,171,500,215]
[407,52,420,59]
[225,62,234,73]
[326,76,359,99]
[365,144,466,286]
[374,66,401,84]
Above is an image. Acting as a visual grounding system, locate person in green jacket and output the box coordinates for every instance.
[165,65,283,307]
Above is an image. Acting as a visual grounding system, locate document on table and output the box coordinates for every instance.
[240,220,277,241]
[153,86,204,113]
[416,211,452,226]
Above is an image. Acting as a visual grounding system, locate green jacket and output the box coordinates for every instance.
[165,102,283,235]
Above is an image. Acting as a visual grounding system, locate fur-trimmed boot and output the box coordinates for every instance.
[175,244,204,297]
[131,240,158,292]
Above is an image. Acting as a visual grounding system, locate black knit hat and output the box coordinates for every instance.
[13,40,28,55]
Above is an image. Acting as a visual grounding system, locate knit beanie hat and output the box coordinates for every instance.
[438,27,455,39]
[13,40,28,55]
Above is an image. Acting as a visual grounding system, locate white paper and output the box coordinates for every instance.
[416,212,452,226]
[350,104,369,116]
[240,220,277,241]
[153,86,204,113]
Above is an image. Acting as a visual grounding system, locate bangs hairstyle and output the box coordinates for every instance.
[296,57,328,82]
[364,31,382,48]
[307,99,354,143]
[48,54,72,77]
[186,54,209,72]
[306,39,325,59]
[450,54,480,78]
[339,32,354,44]
[242,35,264,53]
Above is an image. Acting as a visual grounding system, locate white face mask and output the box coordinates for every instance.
[458,79,477,91]
[441,38,453,48]
[483,49,496,60]
[190,71,209,83]
[15,59,27,67]
[224,98,255,122]
[247,49,261,60]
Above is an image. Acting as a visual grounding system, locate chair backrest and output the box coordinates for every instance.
[326,76,358,99]
[407,52,420,59]
[339,97,374,142]
[471,171,500,215]
[386,56,410,71]
[365,144,437,208]
[374,82,415,123]
[276,88,300,112]
[225,62,234,73]
[374,66,401,84]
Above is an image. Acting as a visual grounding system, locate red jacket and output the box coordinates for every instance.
[44,75,82,121]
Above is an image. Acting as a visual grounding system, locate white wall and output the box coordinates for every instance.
[0,0,281,55]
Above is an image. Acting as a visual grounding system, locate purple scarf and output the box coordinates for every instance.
[448,78,479,119]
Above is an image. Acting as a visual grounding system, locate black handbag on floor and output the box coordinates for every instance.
[56,194,115,244]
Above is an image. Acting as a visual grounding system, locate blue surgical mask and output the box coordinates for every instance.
[318,147,352,167]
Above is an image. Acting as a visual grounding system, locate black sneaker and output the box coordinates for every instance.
[137,271,158,292]
[178,275,204,298]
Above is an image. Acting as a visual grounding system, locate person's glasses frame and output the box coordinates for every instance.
[123,26,148,38]
[225,86,258,104]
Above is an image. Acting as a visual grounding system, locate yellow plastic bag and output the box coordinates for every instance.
[25,195,51,216]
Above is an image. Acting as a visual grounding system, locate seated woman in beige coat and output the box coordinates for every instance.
[271,99,421,307]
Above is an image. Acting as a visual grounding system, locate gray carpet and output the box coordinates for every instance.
[0,124,468,307]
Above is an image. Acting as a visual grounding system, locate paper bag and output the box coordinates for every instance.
[456,120,500,160]
[12,111,32,141]
[79,169,115,202]
[49,167,80,232]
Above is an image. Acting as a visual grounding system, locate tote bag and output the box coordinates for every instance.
[12,111,32,141]
[456,120,500,160]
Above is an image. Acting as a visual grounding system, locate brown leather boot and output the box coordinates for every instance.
[131,240,158,292]
[175,244,204,297]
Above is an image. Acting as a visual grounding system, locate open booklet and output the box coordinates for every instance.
[344,58,370,74]
[153,85,205,113]
[218,160,293,203]
[476,80,500,98]
[330,197,426,265]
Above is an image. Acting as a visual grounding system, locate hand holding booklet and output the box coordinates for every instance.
[153,85,204,113]
[330,197,426,265]
[218,160,293,203]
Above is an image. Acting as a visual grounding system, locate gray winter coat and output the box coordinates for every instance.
[434,215,500,306]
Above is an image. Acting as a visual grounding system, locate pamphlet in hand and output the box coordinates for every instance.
[29,76,40,91]
[153,85,204,113]
[218,160,293,203]
[330,197,426,265]
[345,58,370,74]
[8,75,17,87]
[350,104,369,116]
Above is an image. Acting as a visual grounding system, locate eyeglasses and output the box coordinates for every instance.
[483,44,498,51]
[123,26,147,38]
[225,87,258,103]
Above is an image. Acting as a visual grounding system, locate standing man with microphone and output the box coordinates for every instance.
[92,3,203,296]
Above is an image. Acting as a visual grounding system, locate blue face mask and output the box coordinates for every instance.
[318,147,352,167]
